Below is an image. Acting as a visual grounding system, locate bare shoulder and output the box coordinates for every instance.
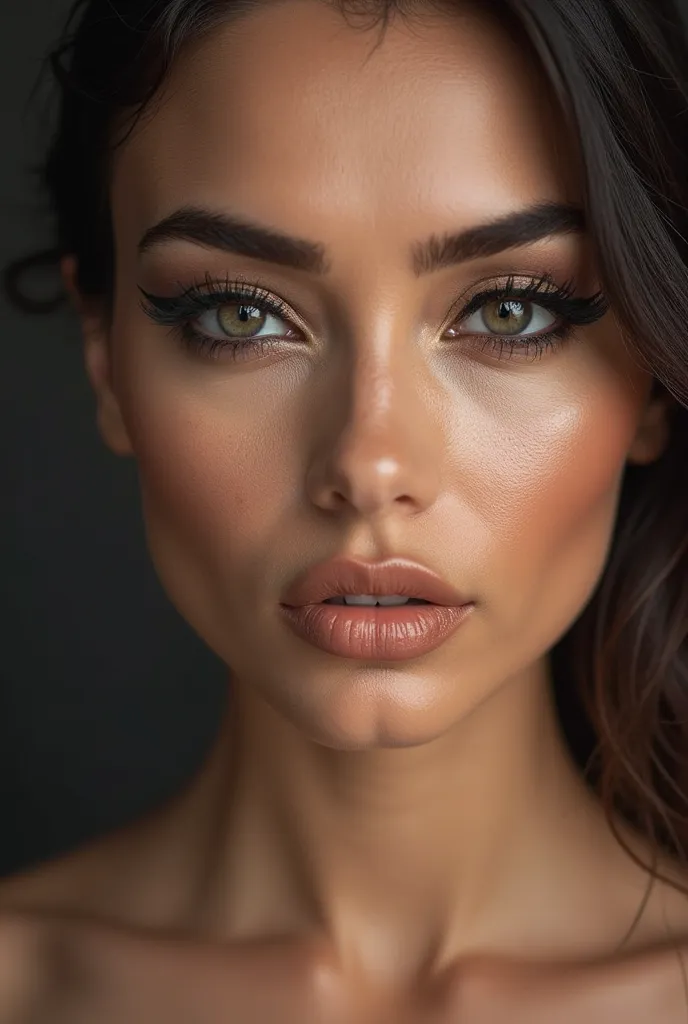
[0,825,186,1024]
[0,803,182,929]
[0,912,55,1023]
[0,837,135,1023]
[0,845,122,947]
[451,904,688,1024]
[0,850,92,922]
[442,853,688,1023]
[447,942,688,1024]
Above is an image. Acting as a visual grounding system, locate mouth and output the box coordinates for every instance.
[280,593,473,661]
[321,595,432,606]
[279,556,473,660]
[281,556,469,609]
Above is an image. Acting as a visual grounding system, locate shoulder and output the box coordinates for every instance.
[0,913,53,1023]
[0,846,106,1022]
[444,853,688,1022]
[0,808,182,931]
[446,941,688,1023]
[0,840,113,925]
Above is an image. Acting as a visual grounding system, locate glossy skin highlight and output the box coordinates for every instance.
[101,3,661,750]
[7,0,688,1018]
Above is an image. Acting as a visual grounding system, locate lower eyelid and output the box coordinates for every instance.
[194,306,297,340]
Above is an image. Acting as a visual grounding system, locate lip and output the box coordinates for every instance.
[279,557,474,661]
[280,556,470,608]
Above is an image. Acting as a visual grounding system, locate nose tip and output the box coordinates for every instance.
[320,456,415,514]
[306,427,441,518]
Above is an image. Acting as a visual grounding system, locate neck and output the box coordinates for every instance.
[168,659,641,986]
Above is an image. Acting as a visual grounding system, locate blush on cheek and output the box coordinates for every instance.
[131,434,275,666]
[496,404,636,658]
[115,347,311,654]
[136,428,271,560]
[124,398,279,616]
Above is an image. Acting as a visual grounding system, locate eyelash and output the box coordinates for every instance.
[138,271,609,363]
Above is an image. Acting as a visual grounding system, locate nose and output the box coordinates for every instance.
[305,341,443,519]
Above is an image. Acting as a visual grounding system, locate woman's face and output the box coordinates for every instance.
[91,0,667,748]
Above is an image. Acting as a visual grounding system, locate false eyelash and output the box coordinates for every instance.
[452,272,608,361]
[138,270,610,363]
[457,272,609,328]
[138,271,291,328]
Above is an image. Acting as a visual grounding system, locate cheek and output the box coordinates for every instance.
[474,374,645,646]
[115,362,303,599]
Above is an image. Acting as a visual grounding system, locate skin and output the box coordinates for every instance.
[2,0,688,1019]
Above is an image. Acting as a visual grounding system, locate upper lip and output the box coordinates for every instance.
[281,557,471,608]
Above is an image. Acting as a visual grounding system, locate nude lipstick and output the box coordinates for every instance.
[279,557,474,661]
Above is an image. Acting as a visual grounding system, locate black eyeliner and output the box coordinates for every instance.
[137,270,609,363]
[459,273,609,329]
[138,277,290,327]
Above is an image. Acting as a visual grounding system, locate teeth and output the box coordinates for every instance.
[325,595,424,606]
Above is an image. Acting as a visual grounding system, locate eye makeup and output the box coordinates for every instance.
[138,270,609,363]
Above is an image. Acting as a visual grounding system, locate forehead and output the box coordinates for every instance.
[112,0,580,254]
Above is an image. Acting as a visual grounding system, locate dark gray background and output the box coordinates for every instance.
[0,2,228,877]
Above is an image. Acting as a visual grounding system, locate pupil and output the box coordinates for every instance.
[484,298,531,335]
[499,300,522,319]
[218,303,266,338]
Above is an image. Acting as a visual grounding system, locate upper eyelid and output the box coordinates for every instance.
[438,279,577,329]
[194,281,307,327]
[139,281,309,332]
[140,274,588,332]
[154,276,567,310]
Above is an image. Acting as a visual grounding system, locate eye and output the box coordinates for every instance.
[452,297,557,338]
[194,302,293,341]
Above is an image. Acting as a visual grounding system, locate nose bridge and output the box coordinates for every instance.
[305,322,443,517]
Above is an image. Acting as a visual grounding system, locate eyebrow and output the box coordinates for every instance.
[137,200,585,276]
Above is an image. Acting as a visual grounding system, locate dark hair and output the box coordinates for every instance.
[6,0,688,948]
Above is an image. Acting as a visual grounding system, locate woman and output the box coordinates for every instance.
[3,0,688,1019]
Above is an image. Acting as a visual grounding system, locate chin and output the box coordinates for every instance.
[254,663,475,751]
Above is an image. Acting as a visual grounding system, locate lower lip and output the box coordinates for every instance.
[279,602,474,661]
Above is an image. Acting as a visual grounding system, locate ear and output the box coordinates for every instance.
[61,255,134,457]
[626,380,674,466]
